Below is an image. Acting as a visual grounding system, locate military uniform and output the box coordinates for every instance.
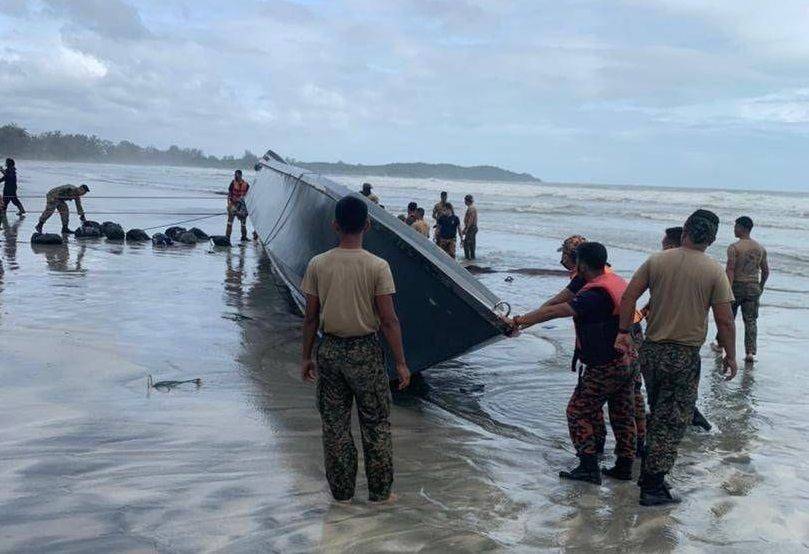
[567,359,636,459]
[732,281,761,354]
[638,341,700,474]
[301,246,398,502]
[39,185,85,229]
[316,334,393,501]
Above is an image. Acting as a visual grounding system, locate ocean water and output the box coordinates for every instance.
[1,161,807,551]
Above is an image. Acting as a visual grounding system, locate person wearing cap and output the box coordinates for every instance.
[542,234,646,461]
[505,242,636,485]
[360,183,380,205]
[461,194,478,260]
[615,209,737,506]
[35,184,90,234]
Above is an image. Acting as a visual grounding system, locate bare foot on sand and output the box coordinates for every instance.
[371,493,398,505]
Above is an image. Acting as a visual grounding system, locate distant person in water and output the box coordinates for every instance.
[662,226,682,249]
[506,242,636,485]
[616,209,737,506]
[300,195,409,503]
[226,169,250,242]
[436,203,461,258]
[0,158,25,215]
[35,184,89,234]
[432,191,448,222]
[360,183,379,205]
[712,216,769,363]
[462,194,478,260]
[404,202,418,225]
[412,207,430,238]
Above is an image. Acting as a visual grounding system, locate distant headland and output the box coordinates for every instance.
[0,123,540,182]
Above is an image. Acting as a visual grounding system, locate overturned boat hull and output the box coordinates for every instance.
[247,152,508,376]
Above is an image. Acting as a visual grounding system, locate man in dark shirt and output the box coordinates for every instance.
[0,158,25,215]
[507,242,636,485]
[435,203,461,258]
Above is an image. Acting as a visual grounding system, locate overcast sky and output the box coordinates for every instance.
[1,1,808,190]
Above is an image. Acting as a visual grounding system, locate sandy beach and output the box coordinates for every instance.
[1,161,808,552]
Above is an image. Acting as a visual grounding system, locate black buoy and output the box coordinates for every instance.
[151,232,173,246]
[189,227,209,240]
[75,222,102,239]
[209,235,231,247]
[177,231,198,245]
[31,232,64,245]
[103,222,125,241]
[125,228,150,242]
[165,226,187,241]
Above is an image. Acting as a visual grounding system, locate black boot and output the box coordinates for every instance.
[692,408,712,431]
[602,456,634,481]
[61,226,74,235]
[560,454,602,485]
[639,472,681,506]
[35,222,43,234]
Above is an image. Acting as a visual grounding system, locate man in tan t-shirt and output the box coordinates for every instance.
[616,209,737,507]
[715,216,769,362]
[300,195,409,504]
[462,194,478,260]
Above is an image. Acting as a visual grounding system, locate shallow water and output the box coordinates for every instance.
[0,161,807,551]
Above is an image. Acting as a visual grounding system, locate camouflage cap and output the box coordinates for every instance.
[557,234,587,255]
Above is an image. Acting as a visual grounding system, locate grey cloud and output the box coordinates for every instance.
[43,0,150,39]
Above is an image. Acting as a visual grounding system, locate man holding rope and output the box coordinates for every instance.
[35,184,90,234]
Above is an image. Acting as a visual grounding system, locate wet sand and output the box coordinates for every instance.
[1,162,808,552]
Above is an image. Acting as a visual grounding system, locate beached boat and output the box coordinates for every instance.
[247,150,509,376]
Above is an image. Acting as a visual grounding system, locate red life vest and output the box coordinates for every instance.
[578,270,628,316]
[572,270,629,367]
[229,179,249,204]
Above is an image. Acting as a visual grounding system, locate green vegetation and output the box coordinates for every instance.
[287,160,540,182]
[1,123,541,181]
[0,123,258,169]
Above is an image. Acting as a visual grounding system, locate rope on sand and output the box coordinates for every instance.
[140,212,227,231]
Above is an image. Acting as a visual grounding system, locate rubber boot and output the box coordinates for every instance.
[559,454,602,485]
[240,225,248,242]
[692,407,712,431]
[35,222,43,234]
[639,472,681,506]
[61,225,74,235]
[225,223,232,241]
[636,435,645,459]
[602,456,634,481]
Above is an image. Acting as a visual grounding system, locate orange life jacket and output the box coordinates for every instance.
[578,270,628,316]
[229,179,249,204]
[571,266,642,323]
[572,270,630,367]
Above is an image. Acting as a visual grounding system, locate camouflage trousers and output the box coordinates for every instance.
[39,198,70,227]
[567,359,636,459]
[593,325,647,451]
[316,334,393,501]
[639,341,701,475]
[732,281,761,354]
[437,237,457,258]
[462,226,477,260]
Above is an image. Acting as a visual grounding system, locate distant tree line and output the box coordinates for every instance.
[0,123,258,169]
[1,123,541,182]
[285,159,541,182]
